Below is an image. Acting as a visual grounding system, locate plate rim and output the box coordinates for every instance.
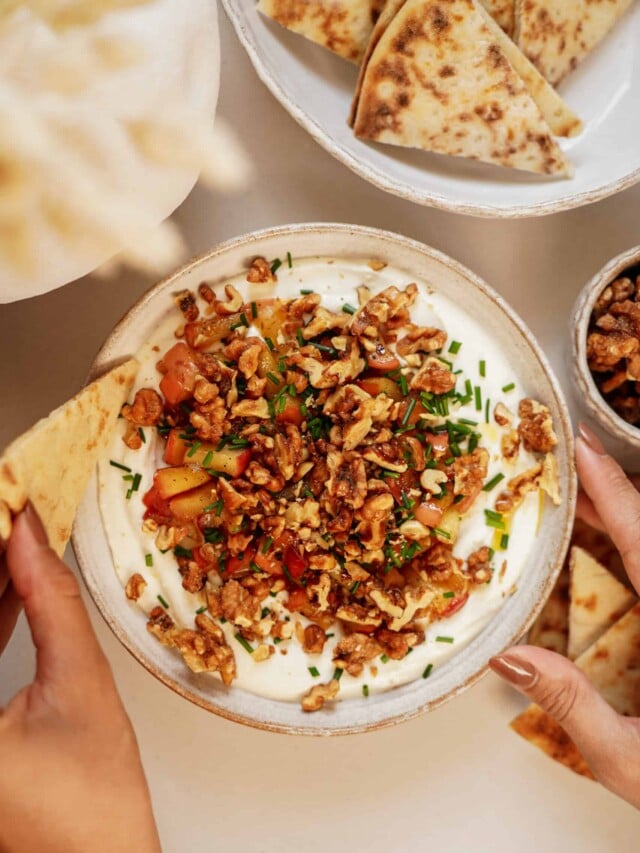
[73,222,577,735]
[222,0,640,219]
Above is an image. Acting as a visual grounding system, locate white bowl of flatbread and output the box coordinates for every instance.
[223,0,640,217]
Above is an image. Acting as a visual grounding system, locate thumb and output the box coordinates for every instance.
[7,503,112,694]
[491,645,633,784]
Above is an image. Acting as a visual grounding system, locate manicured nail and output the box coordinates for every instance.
[578,422,606,456]
[489,654,538,689]
[23,501,49,546]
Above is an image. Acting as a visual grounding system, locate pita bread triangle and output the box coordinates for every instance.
[257,0,387,64]
[511,602,640,780]
[480,0,515,34]
[515,0,636,86]
[350,0,573,176]
[568,546,637,660]
[0,358,137,557]
[528,564,570,655]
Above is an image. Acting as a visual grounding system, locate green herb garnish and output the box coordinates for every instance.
[482,473,505,492]
[423,664,433,679]
[235,633,254,654]
[436,636,454,644]
[145,554,153,567]
[308,666,320,678]
[110,460,131,473]
[157,595,169,609]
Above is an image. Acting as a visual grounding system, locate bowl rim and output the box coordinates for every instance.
[571,244,640,449]
[73,222,577,735]
[221,0,640,220]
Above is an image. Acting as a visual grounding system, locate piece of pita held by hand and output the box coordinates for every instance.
[351,0,576,177]
[515,0,636,87]
[0,359,137,558]
[257,0,386,64]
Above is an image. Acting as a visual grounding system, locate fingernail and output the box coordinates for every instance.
[23,501,49,546]
[578,422,606,456]
[489,654,538,689]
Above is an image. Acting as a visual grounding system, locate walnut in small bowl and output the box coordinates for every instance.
[572,247,640,459]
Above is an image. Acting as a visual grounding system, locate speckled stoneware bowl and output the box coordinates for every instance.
[571,245,640,471]
[73,224,576,735]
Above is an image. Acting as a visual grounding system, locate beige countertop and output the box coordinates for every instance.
[1,12,639,852]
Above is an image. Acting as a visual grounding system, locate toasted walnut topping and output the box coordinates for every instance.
[376,626,424,659]
[217,579,261,628]
[125,573,147,602]
[494,402,513,427]
[216,284,244,314]
[301,679,340,712]
[410,356,456,394]
[225,337,265,379]
[303,624,327,655]
[326,450,367,510]
[539,453,561,506]
[501,429,520,462]
[333,633,382,677]
[467,546,492,584]
[336,603,383,628]
[399,519,431,541]
[517,399,557,454]
[302,306,349,339]
[252,644,273,663]
[308,573,332,611]
[350,284,418,338]
[495,465,543,514]
[420,468,448,494]
[368,259,387,272]
[179,561,207,593]
[370,587,405,619]
[175,289,199,322]
[122,388,163,427]
[390,585,436,631]
[246,257,276,284]
[122,421,143,450]
[231,397,270,419]
[396,325,447,356]
[454,448,489,496]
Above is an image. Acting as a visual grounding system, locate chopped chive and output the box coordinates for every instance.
[468,433,479,453]
[488,547,495,560]
[131,473,142,492]
[187,440,202,458]
[250,561,262,574]
[308,666,320,678]
[230,321,243,331]
[145,554,153,567]
[271,258,282,275]
[137,427,146,443]
[502,382,516,393]
[265,337,275,352]
[251,301,258,319]
[296,328,305,347]
[240,313,250,328]
[402,397,417,427]
[474,385,482,412]
[300,288,314,295]
[122,474,134,482]
[300,403,308,417]
[349,580,361,595]
[380,654,390,663]
[448,341,462,354]
[483,473,505,492]
[342,304,357,315]
[362,684,370,697]
[442,591,455,599]
[287,251,293,269]
[110,460,131,473]
[500,533,510,550]
[174,545,193,559]
[202,450,213,468]
[333,667,343,681]
[382,470,400,479]
[479,360,486,378]
[436,636,454,644]
[235,633,254,654]
[262,536,273,554]
[157,594,169,609]
[458,418,478,426]
[273,637,282,644]
[266,372,281,387]
[326,633,335,639]
[484,509,506,530]
[196,606,207,614]
[397,374,408,396]
[485,397,491,424]
[433,527,451,540]
[261,607,270,619]
[423,664,433,679]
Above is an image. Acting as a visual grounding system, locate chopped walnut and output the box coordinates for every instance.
[517,399,558,454]
[301,679,340,712]
[303,624,327,654]
[216,284,243,314]
[397,325,447,356]
[125,573,147,602]
[494,402,513,427]
[410,356,456,394]
[495,465,543,514]
[467,547,493,584]
[501,429,520,462]
[122,388,164,426]
[333,633,382,677]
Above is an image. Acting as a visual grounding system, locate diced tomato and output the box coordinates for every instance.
[424,432,450,457]
[441,594,469,618]
[158,343,199,405]
[387,469,419,504]
[415,500,444,529]
[154,465,212,499]
[252,547,284,577]
[366,343,401,372]
[192,545,215,570]
[455,487,483,515]
[356,377,402,401]
[283,544,307,580]
[275,396,303,426]
[164,429,189,465]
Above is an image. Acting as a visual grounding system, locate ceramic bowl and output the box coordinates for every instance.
[73,223,576,735]
[223,0,640,218]
[571,245,640,470]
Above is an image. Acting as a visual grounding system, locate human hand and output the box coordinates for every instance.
[490,423,640,809]
[0,504,161,853]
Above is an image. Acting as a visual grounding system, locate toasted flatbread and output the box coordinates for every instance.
[568,546,637,660]
[512,603,640,778]
[480,0,515,34]
[528,565,570,654]
[515,0,636,86]
[350,0,572,176]
[257,0,387,64]
[0,359,137,557]
[350,0,581,139]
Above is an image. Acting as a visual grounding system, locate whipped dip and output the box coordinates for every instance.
[99,257,544,702]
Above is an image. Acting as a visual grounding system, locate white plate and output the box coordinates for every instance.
[223,0,640,218]
[73,223,576,735]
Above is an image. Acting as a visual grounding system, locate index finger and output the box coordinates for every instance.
[576,425,640,590]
